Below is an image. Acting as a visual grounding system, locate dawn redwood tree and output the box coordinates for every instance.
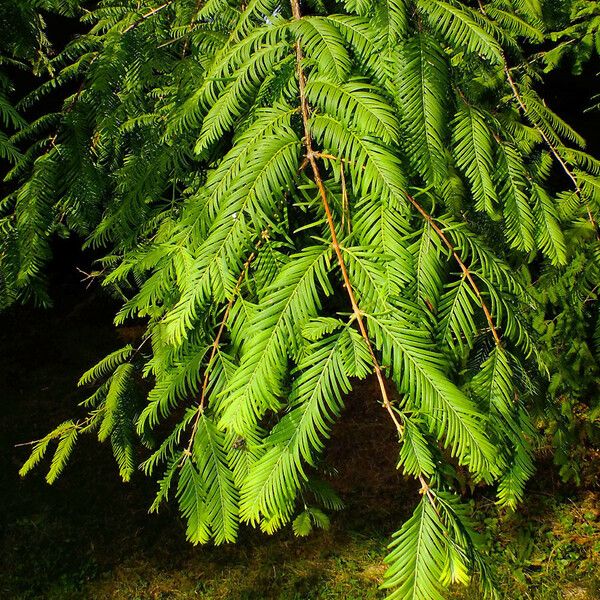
[4,0,600,597]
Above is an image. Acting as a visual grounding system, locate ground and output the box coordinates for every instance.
[1,280,599,599]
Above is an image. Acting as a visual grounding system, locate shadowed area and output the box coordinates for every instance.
[0,271,405,599]
[1,267,599,599]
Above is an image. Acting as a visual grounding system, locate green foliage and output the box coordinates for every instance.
[6,0,600,598]
[383,490,493,599]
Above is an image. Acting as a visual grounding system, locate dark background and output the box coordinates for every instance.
[1,7,600,599]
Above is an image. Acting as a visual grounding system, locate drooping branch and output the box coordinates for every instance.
[290,0,403,436]
[475,0,597,231]
[405,193,503,347]
[315,152,502,348]
[184,243,261,457]
[503,66,599,227]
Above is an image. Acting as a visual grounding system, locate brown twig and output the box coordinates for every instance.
[405,193,502,347]
[181,0,204,57]
[290,0,403,436]
[317,152,341,162]
[418,474,438,508]
[183,245,260,458]
[123,2,172,33]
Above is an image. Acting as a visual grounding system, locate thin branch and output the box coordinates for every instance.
[290,0,403,436]
[316,152,502,347]
[181,0,204,57]
[504,66,585,192]
[183,243,261,458]
[123,2,172,33]
[418,474,438,508]
[405,193,503,348]
[15,411,100,448]
[476,0,597,231]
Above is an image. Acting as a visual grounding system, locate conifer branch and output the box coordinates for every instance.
[405,193,502,347]
[476,0,598,231]
[183,244,260,458]
[290,0,403,435]
[12,2,600,595]
[503,67,597,230]
[316,151,502,347]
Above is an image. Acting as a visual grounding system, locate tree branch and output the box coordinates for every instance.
[476,0,598,231]
[290,0,403,436]
[315,152,502,347]
[405,193,503,348]
[183,242,262,458]
[123,2,172,34]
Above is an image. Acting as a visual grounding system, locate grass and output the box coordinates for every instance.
[1,280,599,599]
[82,530,388,600]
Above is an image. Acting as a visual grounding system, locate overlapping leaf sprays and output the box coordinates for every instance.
[11,1,600,598]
